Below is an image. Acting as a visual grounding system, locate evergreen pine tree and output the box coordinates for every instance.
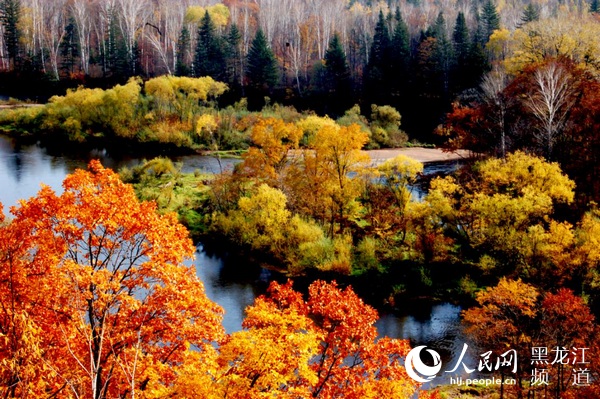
[480,0,500,43]
[195,11,225,80]
[0,0,21,70]
[324,32,353,115]
[453,12,469,63]
[520,3,540,24]
[61,16,79,76]
[389,9,411,102]
[225,23,242,86]
[430,12,452,96]
[590,0,600,13]
[246,28,278,96]
[364,10,391,104]
[452,12,471,93]
[176,26,191,76]
[391,9,410,72]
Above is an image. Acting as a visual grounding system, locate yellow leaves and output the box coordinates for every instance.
[218,299,320,397]
[476,151,575,204]
[145,75,227,123]
[377,155,423,212]
[196,113,218,136]
[217,280,421,398]
[425,152,577,277]
[502,16,600,75]
[295,114,338,140]
[378,154,423,180]
[184,4,230,27]
[486,28,512,61]
[238,184,291,244]
[166,279,423,398]
[241,117,302,180]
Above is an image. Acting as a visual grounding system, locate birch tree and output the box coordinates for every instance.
[44,0,67,79]
[117,0,150,75]
[71,0,92,75]
[525,61,576,157]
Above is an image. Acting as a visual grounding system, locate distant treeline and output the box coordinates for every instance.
[1,0,596,141]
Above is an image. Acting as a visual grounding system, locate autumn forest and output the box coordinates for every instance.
[1,0,600,397]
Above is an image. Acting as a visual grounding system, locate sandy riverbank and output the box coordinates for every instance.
[366,147,473,164]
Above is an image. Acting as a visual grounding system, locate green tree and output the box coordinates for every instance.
[591,0,600,13]
[246,28,278,105]
[480,0,500,43]
[453,12,469,64]
[431,12,453,96]
[364,11,391,105]
[0,0,21,70]
[195,11,225,80]
[324,33,352,115]
[60,16,79,75]
[390,9,411,100]
[225,23,242,88]
[452,12,473,92]
[176,26,192,76]
[520,3,540,25]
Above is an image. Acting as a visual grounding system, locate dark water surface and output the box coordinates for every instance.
[0,135,477,383]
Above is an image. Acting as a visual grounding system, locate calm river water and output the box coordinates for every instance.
[0,134,477,385]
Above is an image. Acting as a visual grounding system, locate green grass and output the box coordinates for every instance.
[120,159,213,239]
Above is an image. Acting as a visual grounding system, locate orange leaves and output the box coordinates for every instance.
[241,116,302,181]
[212,279,423,399]
[0,160,224,399]
[463,278,539,348]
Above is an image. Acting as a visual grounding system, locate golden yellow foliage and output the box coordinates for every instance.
[145,75,227,122]
[426,152,576,278]
[501,16,600,75]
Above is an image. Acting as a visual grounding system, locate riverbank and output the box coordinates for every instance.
[367,147,472,164]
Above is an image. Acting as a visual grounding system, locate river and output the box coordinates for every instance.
[0,134,477,385]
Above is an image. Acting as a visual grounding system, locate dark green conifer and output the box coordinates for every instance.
[176,26,191,76]
[1,0,21,70]
[453,12,469,63]
[195,11,226,80]
[246,28,278,92]
[590,0,600,13]
[480,0,500,43]
[364,11,391,104]
[391,9,410,70]
[520,3,540,24]
[61,16,79,75]
[225,23,242,86]
[324,33,353,115]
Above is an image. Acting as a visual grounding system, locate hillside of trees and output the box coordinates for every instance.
[2,0,598,142]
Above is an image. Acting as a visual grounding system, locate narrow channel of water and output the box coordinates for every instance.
[0,134,476,382]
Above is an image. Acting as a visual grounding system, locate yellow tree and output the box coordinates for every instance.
[497,15,600,76]
[239,116,303,184]
[145,75,228,123]
[301,123,369,237]
[426,151,575,281]
[0,161,224,399]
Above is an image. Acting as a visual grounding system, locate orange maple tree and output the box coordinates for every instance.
[171,279,438,398]
[0,160,224,399]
